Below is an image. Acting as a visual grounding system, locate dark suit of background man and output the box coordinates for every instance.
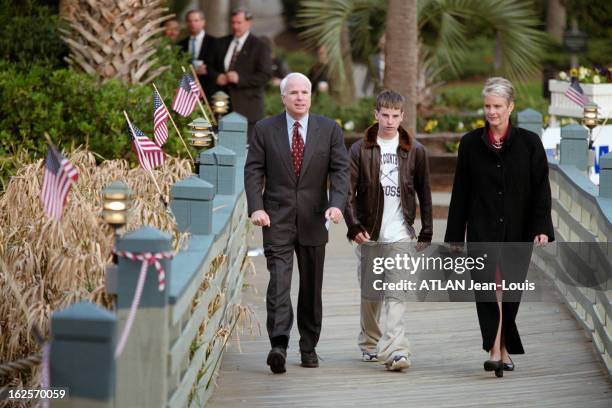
[216,8,272,143]
[244,73,350,374]
[179,10,219,98]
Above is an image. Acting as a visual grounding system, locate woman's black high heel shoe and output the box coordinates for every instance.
[503,358,514,371]
[484,360,504,377]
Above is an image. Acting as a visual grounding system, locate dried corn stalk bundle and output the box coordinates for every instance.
[0,148,191,391]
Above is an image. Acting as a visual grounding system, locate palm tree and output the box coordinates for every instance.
[385,0,417,133]
[298,0,546,103]
[60,0,173,85]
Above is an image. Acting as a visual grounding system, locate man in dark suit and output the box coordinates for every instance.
[216,8,272,143]
[178,10,219,98]
[244,72,350,374]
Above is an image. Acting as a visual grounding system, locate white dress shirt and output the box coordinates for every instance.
[189,30,205,60]
[223,31,250,71]
[286,112,309,149]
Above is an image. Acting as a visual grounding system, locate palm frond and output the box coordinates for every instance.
[419,0,546,80]
[297,0,356,83]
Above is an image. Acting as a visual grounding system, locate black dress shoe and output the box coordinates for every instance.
[483,359,503,378]
[503,358,515,371]
[267,347,287,374]
[300,350,319,368]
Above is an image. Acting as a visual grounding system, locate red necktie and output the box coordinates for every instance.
[291,122,305,177]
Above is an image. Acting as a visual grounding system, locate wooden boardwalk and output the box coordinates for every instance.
[208,221,612,408]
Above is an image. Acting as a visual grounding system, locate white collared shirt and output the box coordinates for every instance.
[286,112,309,149]
[223,31,250,71]
[189,30,205,60]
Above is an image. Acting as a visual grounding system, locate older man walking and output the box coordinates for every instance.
[244,72,349,374]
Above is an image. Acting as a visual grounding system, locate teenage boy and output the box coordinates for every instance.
[344,90,433,371]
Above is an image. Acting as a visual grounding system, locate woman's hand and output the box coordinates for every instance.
[533,234,548,246]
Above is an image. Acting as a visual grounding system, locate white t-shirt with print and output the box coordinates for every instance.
[377,134,412,242]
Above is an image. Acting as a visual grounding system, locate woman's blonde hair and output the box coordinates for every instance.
[482,77,515,104]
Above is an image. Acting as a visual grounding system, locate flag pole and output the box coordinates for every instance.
[181,66,212,124]
[123,110,168,208]
[188,64,217,127]
[152,83,193,161]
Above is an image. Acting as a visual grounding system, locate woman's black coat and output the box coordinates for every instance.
[444,124,555,354]
[445,124,554,243]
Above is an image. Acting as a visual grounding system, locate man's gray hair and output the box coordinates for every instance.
[280,72,312,95]
[482,77,515,104]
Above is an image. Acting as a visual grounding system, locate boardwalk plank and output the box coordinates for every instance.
[208,222,611,407]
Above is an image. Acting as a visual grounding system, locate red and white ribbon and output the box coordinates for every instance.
[112,250,173,358]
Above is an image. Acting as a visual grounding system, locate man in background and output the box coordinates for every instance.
[216,8,271,143]
[163,18,180,43]
[179,10,219,98]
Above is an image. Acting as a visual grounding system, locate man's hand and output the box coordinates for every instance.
[250,210,270,227]
[217,73,228,86]
[227,71,239,84]
[415,241,430,252]
[353,231,371,244]
[533,234,548,247]
[195,64,207,75]
[325,207,343,224]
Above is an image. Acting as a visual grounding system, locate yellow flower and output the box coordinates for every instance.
[471,119,485,129]
[569,68,578,77]
[335,118,343,127]
[424,119,438,133]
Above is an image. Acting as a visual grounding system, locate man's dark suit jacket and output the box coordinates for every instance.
[179,33,219,98]
[216,34,272,124]
[244,113,350,246]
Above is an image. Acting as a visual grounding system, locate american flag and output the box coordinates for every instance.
[127,121,166,171]
[171,73,200,117]
[153,90,170,146]
[40,142,78,220]
[564,77,589,107]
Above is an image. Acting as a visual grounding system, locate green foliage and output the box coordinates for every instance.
[565,0,612,39]
[276,49,317,76]
[281,0,301,29]
[439,37,494,80]
[0,0,69,69]
[0,45,194,188]
[297,0,546,87]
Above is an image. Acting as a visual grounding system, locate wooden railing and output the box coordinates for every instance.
[49,113,251,407]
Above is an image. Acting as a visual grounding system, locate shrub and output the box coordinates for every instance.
[0,45,193,189]
[0,0,68,69]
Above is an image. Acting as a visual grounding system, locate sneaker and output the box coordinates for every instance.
[362,352,378,362]
[386,355,411,371]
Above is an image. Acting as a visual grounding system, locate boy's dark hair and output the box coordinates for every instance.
[376,90,404,111]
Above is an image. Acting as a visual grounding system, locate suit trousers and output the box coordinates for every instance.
[264,241,325,352]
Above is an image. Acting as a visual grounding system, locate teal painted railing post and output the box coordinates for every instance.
[560,124,589,171]
[171,176,215,234]
[218,112,247,157]
[599,152,612,198]
[114,227,171,408]
[50,301,116,408]
[517,108,543,137]
[200,146,237,195]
